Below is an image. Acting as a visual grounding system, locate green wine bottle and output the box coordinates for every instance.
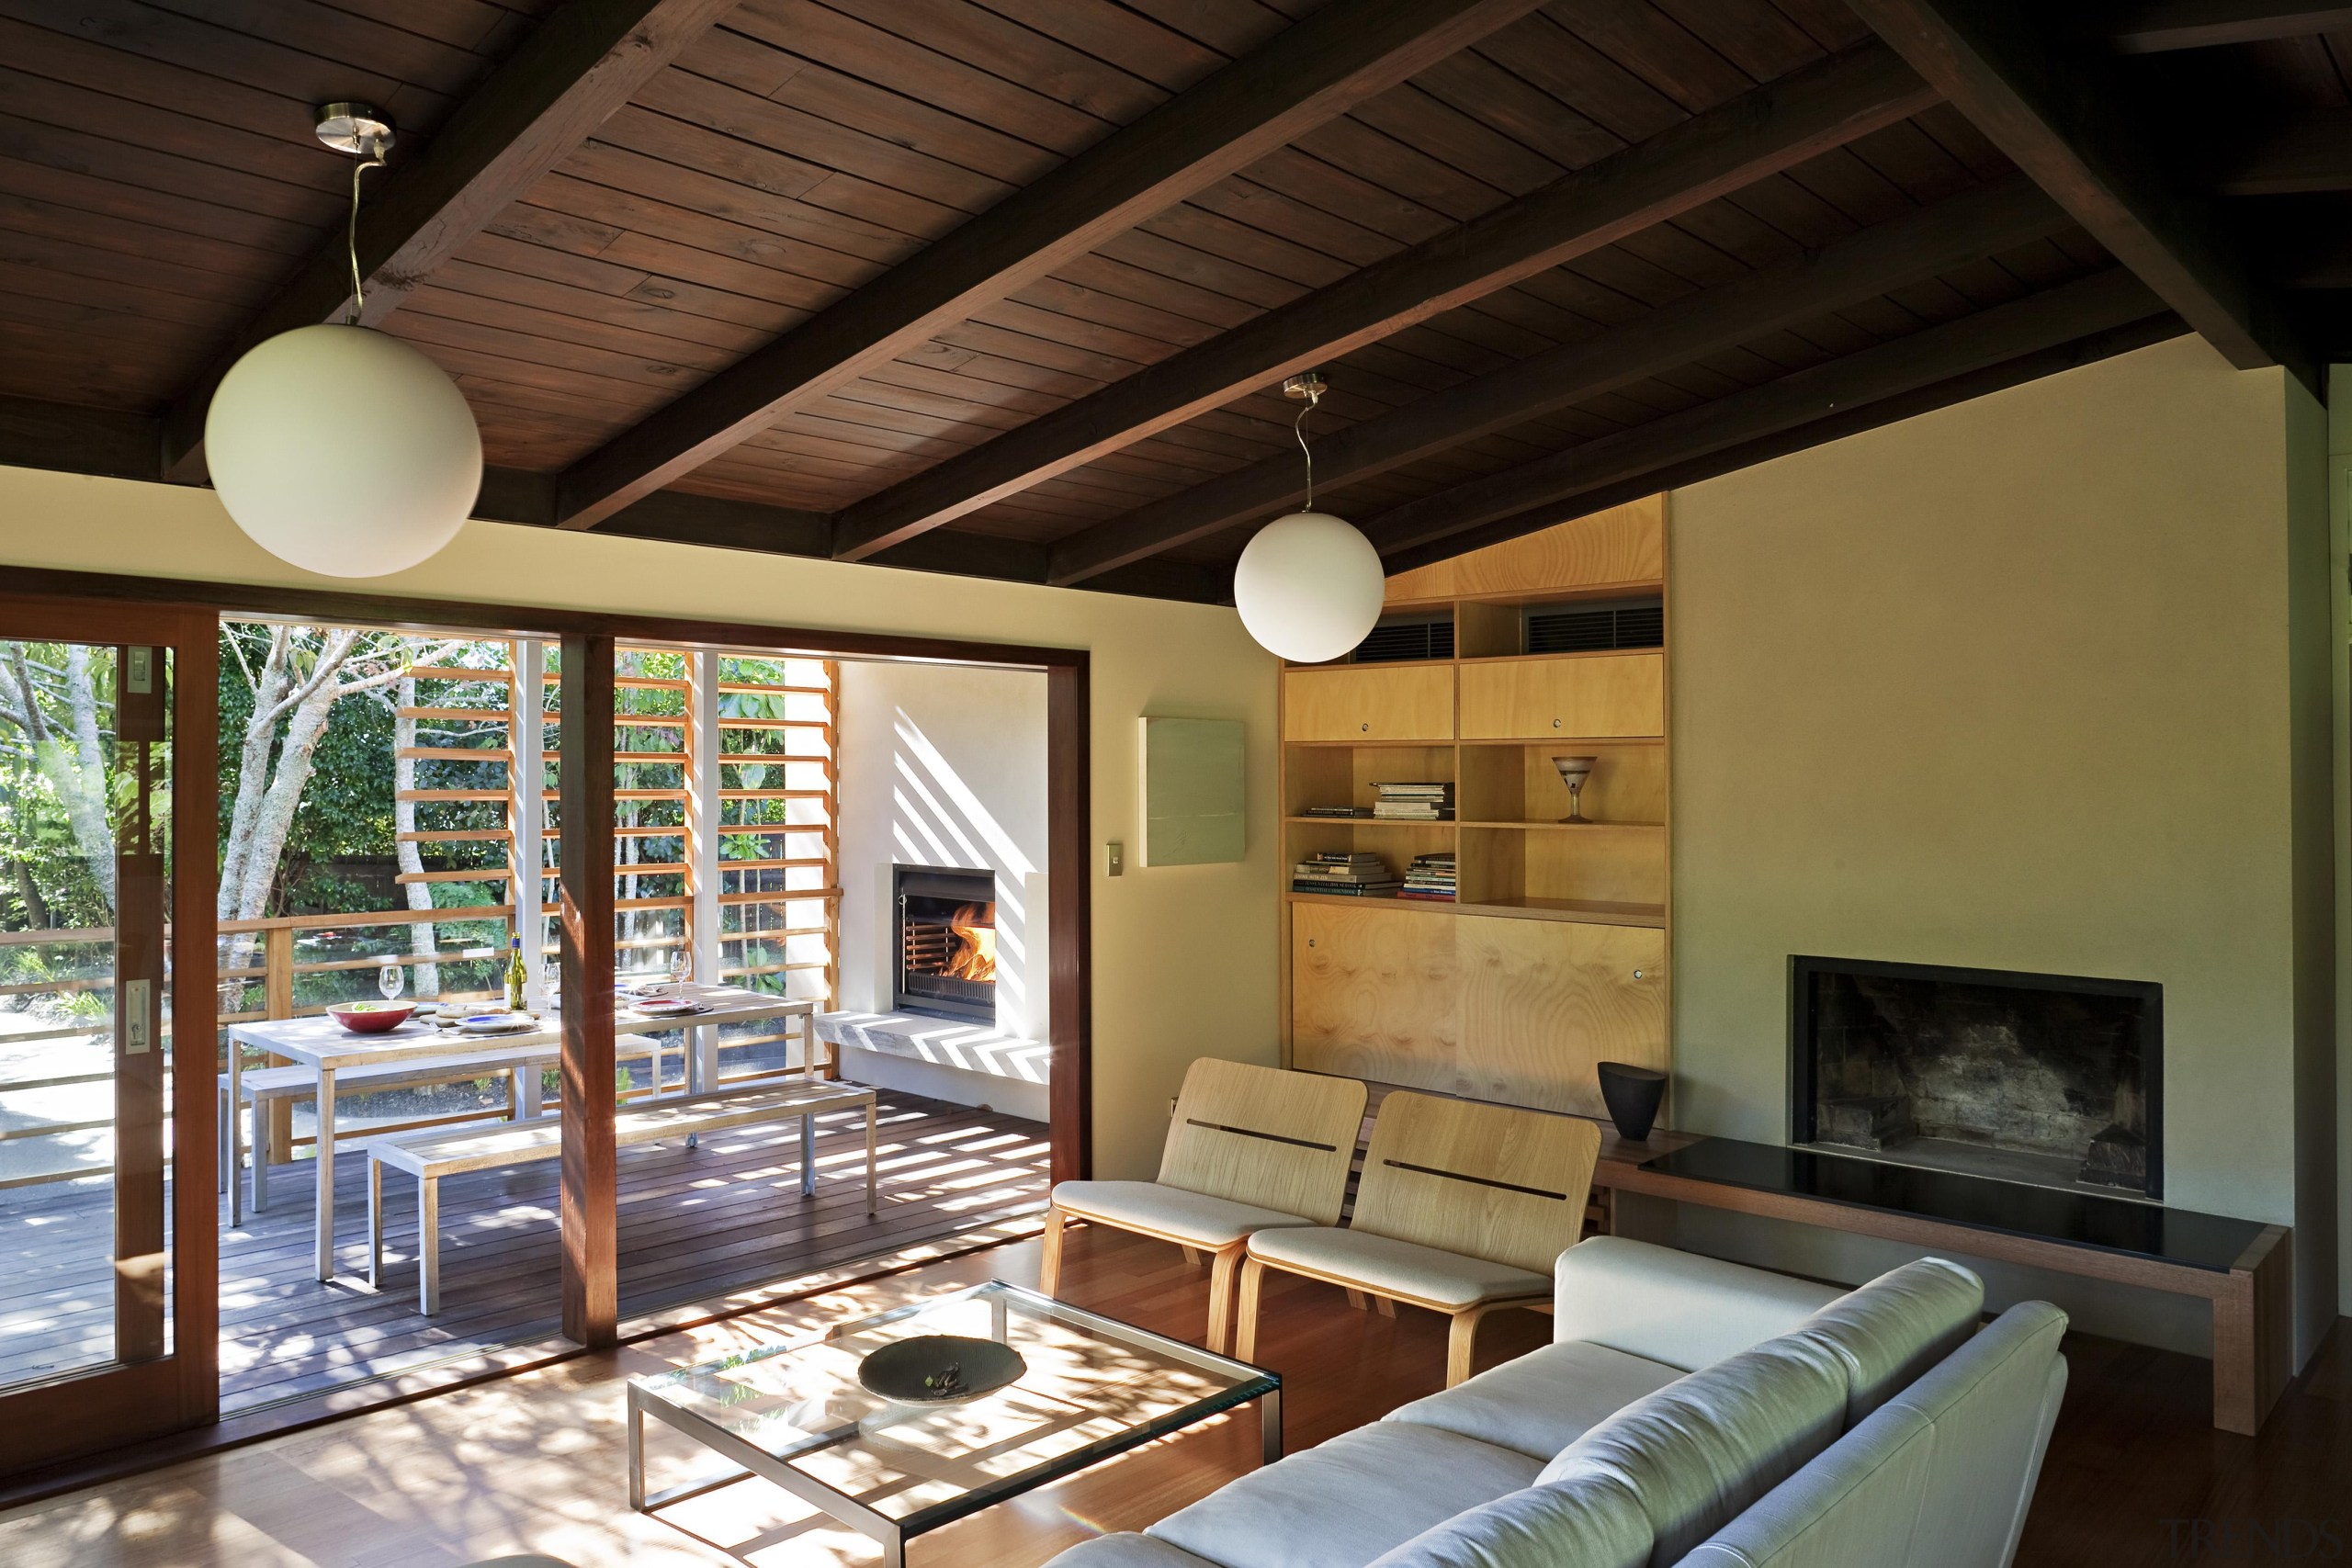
[505,934,527,1011]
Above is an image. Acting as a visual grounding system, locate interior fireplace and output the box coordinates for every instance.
[894,864,998,1022]
[1790,956,2162,1200]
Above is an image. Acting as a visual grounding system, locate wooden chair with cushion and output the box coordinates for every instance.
[1236,1089,1600,1386]
[1040,1058,1366,1355]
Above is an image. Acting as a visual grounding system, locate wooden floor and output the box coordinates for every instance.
[2,1219,2342,1566]
[0,1090,1049,1415]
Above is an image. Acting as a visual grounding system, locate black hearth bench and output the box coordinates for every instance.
[1592,1133,2290,1437]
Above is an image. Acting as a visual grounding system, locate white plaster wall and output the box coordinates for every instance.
[834,660,1049,1043]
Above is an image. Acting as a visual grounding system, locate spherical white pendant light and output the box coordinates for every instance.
[1234,509,1385,663]
[208,322,481,578]
[206,102,480,579]
[1233,370,1385,663]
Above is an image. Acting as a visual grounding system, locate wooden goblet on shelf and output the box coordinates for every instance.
[1551,754,1599,823]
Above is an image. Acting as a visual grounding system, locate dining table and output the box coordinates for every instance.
[226,983,825,1283]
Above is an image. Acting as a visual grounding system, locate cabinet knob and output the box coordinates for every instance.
[1633,968,1645,979]
[1552,718,1563,728]
[1360,722,1370,732]
[1307,938,1317,948]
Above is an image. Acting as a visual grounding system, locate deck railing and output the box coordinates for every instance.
[0,898,835,1189]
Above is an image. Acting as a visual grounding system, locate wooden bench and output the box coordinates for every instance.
[219,1032,673,1224]
[365,1080,879,1314]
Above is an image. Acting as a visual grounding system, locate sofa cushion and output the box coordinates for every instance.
[1539,1332,1849,1568]
[1889,1302,2070,1568]
[1384,1340,1684,1460]
[1792,1258,1984,1426]
[1365,1472,1654,1568]
[1054,1179,1318,1249]
[1046,1535,1218,1568]
[1248,1225,1549,1309]
[1146,1423,1543,1568]
[1676,1401,1937,1568]
[1553,1238,1844,1371]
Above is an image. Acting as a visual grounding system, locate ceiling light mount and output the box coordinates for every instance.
[1282,371,1328,402]
[314,103,395,159]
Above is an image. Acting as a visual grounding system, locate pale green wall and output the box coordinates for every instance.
[1667,334,2340,1359]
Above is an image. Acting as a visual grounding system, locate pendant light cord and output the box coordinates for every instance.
[1293,383,1321,512]
[344,142,385,325]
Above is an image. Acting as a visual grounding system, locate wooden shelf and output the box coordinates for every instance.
[1283,890,1665,928]
[1285,815,1457,826]
[1456,736,1664,748]
[1458,818,1663,831]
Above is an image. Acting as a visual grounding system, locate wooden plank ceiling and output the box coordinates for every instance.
[0,0,2327,604]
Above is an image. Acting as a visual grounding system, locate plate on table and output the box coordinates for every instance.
[457,1012,540,1035]
[631,997,707,1018]
[856,1335,1026,1405]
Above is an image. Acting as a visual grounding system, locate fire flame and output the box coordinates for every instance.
[944,902,997,983]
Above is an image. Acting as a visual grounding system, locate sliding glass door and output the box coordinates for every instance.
[0,595,216,1471]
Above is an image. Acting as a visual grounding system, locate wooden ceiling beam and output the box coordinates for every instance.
[2219,109,2352,193]
[548,0,1556,533]
[1378,310,2188,574]
[2109,0,2352,52]
[1044,175,2068,585]
[1363,267,2169,557]
[1845,0,2313,389]
[158,0,743,482]
[832,43,1936,564]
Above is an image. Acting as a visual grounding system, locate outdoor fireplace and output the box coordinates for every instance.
[1790,956,2162,1200]
[894,864,998,1022]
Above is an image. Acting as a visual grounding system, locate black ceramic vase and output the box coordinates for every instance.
[1597,1061,1667,1143]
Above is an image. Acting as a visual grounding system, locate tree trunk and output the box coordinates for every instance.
[391,671,441,995]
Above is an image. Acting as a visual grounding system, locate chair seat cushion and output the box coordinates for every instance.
[1147,1423,1543,1568]
[1054,1179,1318,1249]
[1248,1225,1550,1310]
[1385,1340,1686,1460]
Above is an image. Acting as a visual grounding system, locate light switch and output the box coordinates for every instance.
[1106,840,1125,877]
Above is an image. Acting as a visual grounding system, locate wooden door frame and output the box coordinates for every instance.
[1,566,1093,1357]
[0,592,219,1470]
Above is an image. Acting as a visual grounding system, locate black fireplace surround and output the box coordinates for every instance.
[1790,955,2162,1200]
[894,863,998,1023]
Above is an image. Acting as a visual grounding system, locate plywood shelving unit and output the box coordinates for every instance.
[1278,498,1669,1119]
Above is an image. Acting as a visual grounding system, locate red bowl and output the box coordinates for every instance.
[327,1002,414,1033]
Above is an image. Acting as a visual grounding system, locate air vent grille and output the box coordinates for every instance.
[1350,616,1454,663]
[1524,599,1664,655]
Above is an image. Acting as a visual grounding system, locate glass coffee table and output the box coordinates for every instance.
[628,1280,1282,1566]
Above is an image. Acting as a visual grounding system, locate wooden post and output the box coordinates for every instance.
[559,632,618,1348]
[262,923,296,1164]
[1046,659,1091,1185]
[687,649,720,989]
[514,638,548,998]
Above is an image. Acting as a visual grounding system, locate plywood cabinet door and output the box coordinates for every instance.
[1291,902,1458,1090]
[1283,665,1454,741]
[1454,918,1666,1117]
[1458,653,1664,739]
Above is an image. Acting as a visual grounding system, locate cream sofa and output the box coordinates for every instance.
[1048,1237,2067,1568]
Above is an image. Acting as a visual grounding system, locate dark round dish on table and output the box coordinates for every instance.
[856,1334,1025,1405]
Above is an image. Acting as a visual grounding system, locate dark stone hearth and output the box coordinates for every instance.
[2081,1124,2148,1190]
[1792,957,2161,1200]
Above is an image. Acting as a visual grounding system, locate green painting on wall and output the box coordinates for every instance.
[1139,716,1245,866]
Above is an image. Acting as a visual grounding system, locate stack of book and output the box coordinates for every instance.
[1399,852,1457,902]
[1373,782,1455,820]
[1291,851,1400,897]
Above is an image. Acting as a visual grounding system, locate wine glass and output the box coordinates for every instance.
[378,961,405,1004]
[668,946,692,996]
[1552,755,1598,824]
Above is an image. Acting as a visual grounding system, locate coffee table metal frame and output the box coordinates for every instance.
[627,1280,1282,1567]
